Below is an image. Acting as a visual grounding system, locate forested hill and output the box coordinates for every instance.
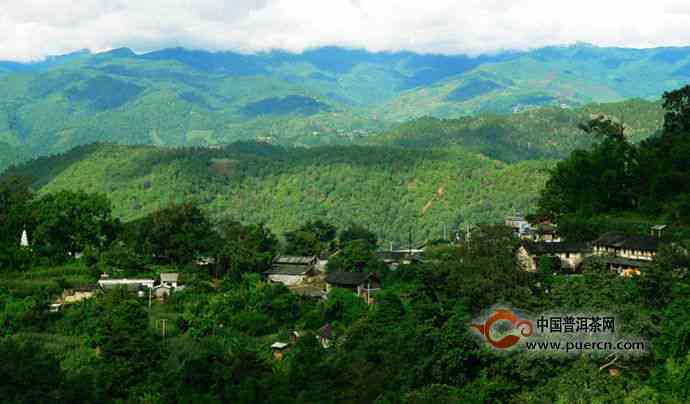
[1,142,551,245]
[366,98,663,162]
[0,43,687,170]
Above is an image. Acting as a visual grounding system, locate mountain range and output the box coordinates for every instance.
[0,43,688,171]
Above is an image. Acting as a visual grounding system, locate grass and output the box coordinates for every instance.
[1,262,97,297]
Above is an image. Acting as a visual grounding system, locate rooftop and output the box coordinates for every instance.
[522,241,591,255]
[160,273,179,283]
[593,232,663,251]
[264,264,314,276]
[273,255,317,265]
[600,256,652,268]
[325,271,376,286]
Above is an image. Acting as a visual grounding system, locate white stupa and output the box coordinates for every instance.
[20,229,29,248]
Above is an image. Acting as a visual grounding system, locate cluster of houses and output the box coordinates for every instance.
[507,215,667,276]
[264,249,425,359]
[262,255,385,304]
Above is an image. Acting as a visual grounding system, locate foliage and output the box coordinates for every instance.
[3,143,551,246]
[128,202,212,264]
[539,84,690,222]
[214,219,278,277]
[30,190,120,264]
[326,239,385,273]
[662,84,690,134]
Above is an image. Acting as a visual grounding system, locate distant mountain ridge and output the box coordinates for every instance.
[0,43,687,170]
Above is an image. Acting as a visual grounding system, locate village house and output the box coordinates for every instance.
[271,342,290,360]
[263,255,318,286]
[325,271,380,304]
[160,272,179,288]
[98,278,155,292]
[591,232,663,275]
[531,222,560,242]
[316,324,333,348]
[505,214,530,237]
[517,241,592,272]
[376,248,424,269]
[153,273,183,299]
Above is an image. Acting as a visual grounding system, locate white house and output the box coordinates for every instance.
[160,273,179,288]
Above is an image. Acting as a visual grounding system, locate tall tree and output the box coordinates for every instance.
[133,202,212,264]
[214,219,278,277]
[339,224,378,250]
[30,190,119,263]
[662,85,690,135]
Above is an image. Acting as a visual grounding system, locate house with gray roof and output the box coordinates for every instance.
[325,271,380,304]
[592,232,665,275]
[517,241,592,272]
[160,273,179,288]
[263,255,318,286]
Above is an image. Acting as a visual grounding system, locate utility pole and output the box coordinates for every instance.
[408,227,413,253]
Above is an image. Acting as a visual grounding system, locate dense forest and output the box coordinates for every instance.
[0,97,666,245]
[2,142,550,246]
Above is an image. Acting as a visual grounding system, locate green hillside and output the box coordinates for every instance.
[0,44,687,171]
[367,98,663,161]
[2,142,551,246]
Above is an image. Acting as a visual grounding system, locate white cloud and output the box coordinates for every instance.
[1,0,690,61]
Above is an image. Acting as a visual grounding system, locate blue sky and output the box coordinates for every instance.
[2,0,690,61]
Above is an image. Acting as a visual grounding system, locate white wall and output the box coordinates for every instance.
[268,274,304,286]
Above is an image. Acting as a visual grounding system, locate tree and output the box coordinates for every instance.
[662,85,690,135]
[339,224,378,250]
[214,220,278,278]
[0,176,32,245]
[538,138,638,217]
[325,288,368,326]
[578,115,625,141]
[0,337,65,403]
[301,220,337,245]
[284,229,321,256]
[638,245,677,308]
[89,289,160,399]
[0,176,33,270]
[133,203,212,264]
[326,239,384,273]
[30,190,119,263]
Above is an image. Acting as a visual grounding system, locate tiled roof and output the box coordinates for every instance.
[522,241,591,255]
[273,255,317,265]
[325,271,373,286]
[593,232,662,251]
[264,264,313,276]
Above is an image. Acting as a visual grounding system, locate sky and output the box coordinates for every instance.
[2,0,690,62]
